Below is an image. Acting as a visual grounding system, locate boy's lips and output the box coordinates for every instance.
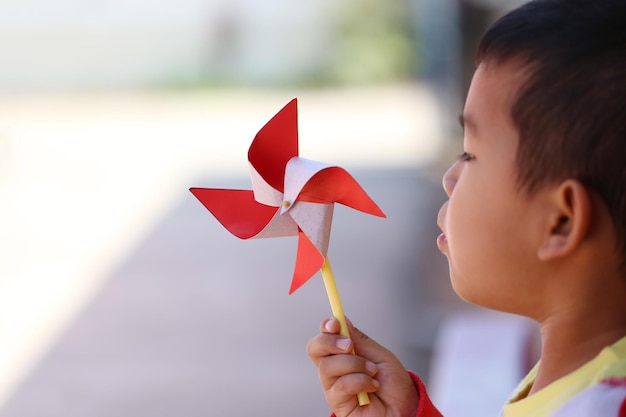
[437,232,447,248]
[437,201,448,234]
[436,202,448,251]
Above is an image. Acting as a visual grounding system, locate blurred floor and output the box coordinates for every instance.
[0,84,464,416]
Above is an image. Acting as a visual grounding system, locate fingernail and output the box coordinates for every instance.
[324,319,336,332]
[366,361,378,375]
[336,338,351,352]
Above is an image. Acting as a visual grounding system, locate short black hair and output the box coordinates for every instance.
[476,0,626,260]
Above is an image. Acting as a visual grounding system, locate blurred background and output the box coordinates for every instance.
[0,1,534,416]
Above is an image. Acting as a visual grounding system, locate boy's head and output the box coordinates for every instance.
[476,0,626,260]
[437,0,626,312]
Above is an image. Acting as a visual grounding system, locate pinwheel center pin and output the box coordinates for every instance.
[189,98,385,407]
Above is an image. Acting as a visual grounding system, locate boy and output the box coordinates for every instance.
[306,1,626,416]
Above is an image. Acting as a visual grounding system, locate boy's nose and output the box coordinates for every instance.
[442,161,460,197]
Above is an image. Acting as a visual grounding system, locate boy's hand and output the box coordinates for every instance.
[307,318,419,417]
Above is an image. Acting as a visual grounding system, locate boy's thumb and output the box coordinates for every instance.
[346,320,368,343]
[346,320,391,361]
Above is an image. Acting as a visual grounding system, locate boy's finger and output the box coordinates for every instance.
[326,372,380,405]
[317,354,378,390]
[306,333,353,365]
[320,317,341,334]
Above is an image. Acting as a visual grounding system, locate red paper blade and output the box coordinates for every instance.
[299,167,386,218]
[190,188,277,239]
[289,230,325,294]
[248,98,299,193]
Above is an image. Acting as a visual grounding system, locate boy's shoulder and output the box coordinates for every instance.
[551,377,626,417]
[542,338,626,417]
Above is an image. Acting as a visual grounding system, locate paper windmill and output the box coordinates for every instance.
[190,98,384,406]
[190,98,386,294]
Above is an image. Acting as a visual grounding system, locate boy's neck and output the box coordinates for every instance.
[530,286,626,394]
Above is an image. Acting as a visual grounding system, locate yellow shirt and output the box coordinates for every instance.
[502,335,626,417]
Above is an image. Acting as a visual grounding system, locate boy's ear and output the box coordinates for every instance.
[537,179,592,261]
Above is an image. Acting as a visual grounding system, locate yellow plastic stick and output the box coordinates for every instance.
[320,257,370,406]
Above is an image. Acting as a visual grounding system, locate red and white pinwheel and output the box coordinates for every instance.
[190,98,385,294]
[190,98,384,406]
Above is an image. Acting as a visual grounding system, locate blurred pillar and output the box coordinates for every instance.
[459,0,529,97]
[411,0,520,139]
[458,0,494,100]
[411,0,462,138]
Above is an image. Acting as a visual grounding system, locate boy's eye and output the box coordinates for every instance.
[458,152,475,162]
